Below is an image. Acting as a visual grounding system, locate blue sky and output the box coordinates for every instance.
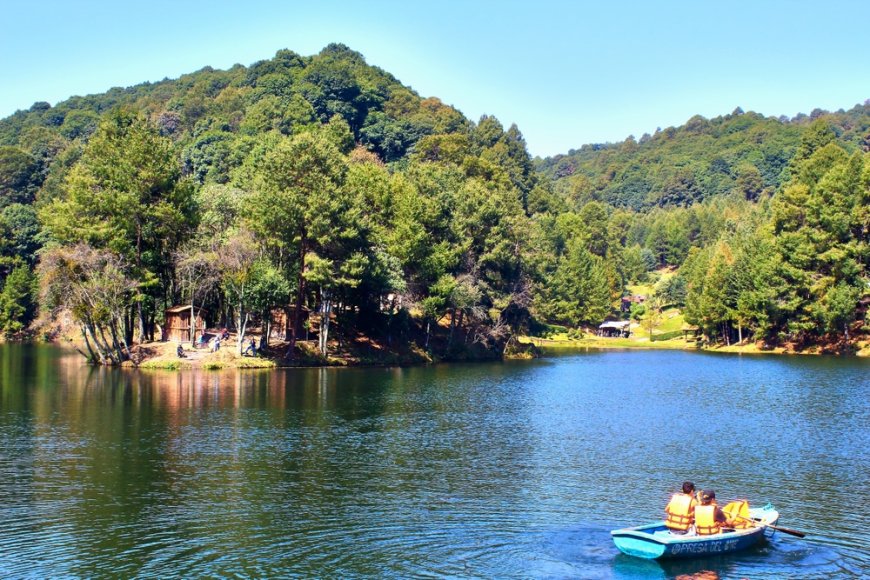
[2,0,869,157]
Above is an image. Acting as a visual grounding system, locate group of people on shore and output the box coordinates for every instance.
[178,329,233,357]
[176,330,262,359]
[665,481,751,536]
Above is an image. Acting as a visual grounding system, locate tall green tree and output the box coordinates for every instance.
[0,265,37,336]
[537,239,611,328]
[40,110,194,342]
[247,122,348,355]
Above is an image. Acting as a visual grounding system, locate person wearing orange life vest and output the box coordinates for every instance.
[694,489,730,535]
[665,481,699,534]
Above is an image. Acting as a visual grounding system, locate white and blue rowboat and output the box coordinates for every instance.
[610,505,780,559]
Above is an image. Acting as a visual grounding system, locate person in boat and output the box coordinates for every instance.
[721,498,752,529]
[665,481,699,534]
[694,490,730,535]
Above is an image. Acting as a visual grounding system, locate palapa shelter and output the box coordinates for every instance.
[681,324,701,341]
[598,320,631,338]
[163,305,207,343]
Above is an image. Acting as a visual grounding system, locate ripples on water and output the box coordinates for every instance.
[0,345,867,578]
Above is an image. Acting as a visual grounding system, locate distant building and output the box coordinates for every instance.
[621,295,646,312]
[163,306,207,342]
[270,306,310,341]
[598,320,631,338]
[681,324,701,341]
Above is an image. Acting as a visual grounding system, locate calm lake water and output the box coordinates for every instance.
[0,344,867,578]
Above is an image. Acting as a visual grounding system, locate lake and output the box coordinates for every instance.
[0,344,867,578]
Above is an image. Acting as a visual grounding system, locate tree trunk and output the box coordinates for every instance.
[425,319,431,350]
[137,301,145,345]
[84,323,106,364]
[237,309,249,354]
[738,324,743,344]
[115,314,131,359]
[124,308,134,345]
[319,292,332,357]
[287,230,307,359]
[386,295,395,347]
[190,302,196,344]
[108,322,126,363]
[80,325,97,363]
[97,325,118,365]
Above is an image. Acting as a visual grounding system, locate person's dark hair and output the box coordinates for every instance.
[682,481,695,494]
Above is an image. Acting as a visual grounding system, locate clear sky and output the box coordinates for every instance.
[2,0,869,157]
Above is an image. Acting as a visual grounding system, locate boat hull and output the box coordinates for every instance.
[610,506,779,560]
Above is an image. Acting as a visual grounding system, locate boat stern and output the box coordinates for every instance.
[610,529,668,559]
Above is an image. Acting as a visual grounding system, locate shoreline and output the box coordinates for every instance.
[42,333,870,370]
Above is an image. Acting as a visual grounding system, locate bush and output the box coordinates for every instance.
[630,303,646,321]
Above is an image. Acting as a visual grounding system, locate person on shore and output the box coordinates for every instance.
[176,344,186,358]
[665,481,698,534]
[212,336,221,352]
[694,490,729,535]
[243,339,257,357]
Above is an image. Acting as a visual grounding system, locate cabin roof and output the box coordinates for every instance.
[599,320,631,329]
[621,295,646,303]
[165,305,207,314]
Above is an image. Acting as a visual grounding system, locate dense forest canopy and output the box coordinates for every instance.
[536,105,870,210]
[0,44,867,362]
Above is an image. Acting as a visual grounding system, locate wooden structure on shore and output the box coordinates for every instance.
[621,294,646,312]
[681,324,700,341]
[598,320,631,338]
[269,306,310,340]
[163,306,207,343]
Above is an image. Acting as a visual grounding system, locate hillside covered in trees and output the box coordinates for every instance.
[0,44,867,363]
[535,104,870,350]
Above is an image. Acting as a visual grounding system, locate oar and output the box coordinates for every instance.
[732,514,806,538]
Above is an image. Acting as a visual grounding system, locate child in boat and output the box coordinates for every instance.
[665,481,699,535]
[694,490,730,535]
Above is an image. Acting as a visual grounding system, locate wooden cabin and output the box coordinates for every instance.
[621,294,646,312]
[269,306,310,341]
[163,305,207,343]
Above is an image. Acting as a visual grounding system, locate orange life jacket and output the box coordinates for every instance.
[665,493,696,531]
[694,504,722,535]
[722,500,751,529]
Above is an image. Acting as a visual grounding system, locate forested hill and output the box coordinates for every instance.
[536,105,870,210]
[0,43,480,183]
[0,44,867,361]
[0,44,540,364]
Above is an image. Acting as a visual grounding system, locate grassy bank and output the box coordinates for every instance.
[521,334,870,356]
[121,327,444,369]
[522,335,695,351]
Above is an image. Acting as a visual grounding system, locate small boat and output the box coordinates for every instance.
[610,504,780,559]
